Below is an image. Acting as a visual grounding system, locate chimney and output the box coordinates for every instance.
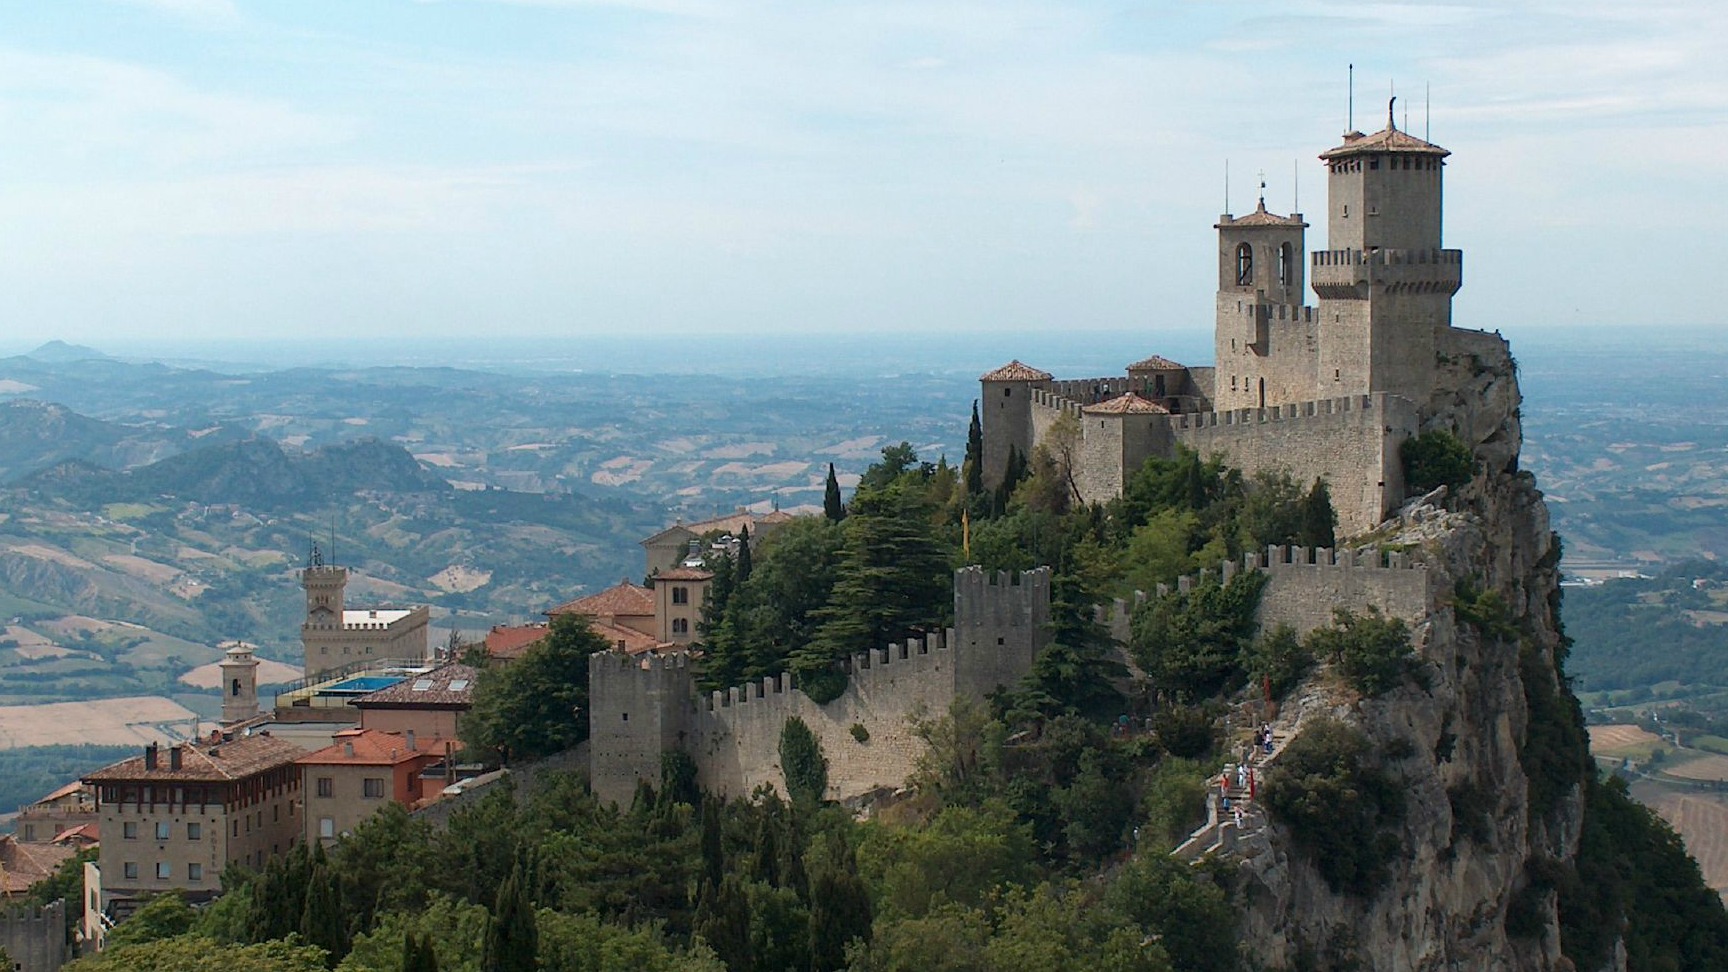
[405,729,417,751]
[169,746,183,771]
[144,743,159,770]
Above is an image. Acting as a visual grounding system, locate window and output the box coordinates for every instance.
[274,805,279,822]
[671,586,689,605]
[232,820,239,838]
[156,862,171,880]
[1235,242,1253,285]
[188,863,203,881]
[123,821,139,840]
[123,862,138,880]
[1278,242,1294,286]
[187,822,201,840]
[155,821,171,840]
[363,778,386,799]
[231,678,242,697]
[316,777,333,798]
[319,818,335,839]
[672,618,689,635]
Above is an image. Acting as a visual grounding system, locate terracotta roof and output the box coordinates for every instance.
[484,624,548,660]
[1320,123,1448,160]
[1082,393,1170,415]
[84,734,302,785]
[684,508,794,537]
[0,836,77,893]
[549,581,654,619]
[51,822,99,844]
[1126,355,1185,372]
[592,619,662,655]
[1221,201,1306,227]
[640,524,697,546]
[33,779,87,804]
[652,567,714,582]
[980,360,1054,382]
[351,663,479,709]
[296,728,461,767]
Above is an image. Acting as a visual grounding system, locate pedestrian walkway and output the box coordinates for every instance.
[1172,724,1288,862]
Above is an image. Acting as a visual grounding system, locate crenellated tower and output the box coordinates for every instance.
[1213,192,1311,411]
[952,566,1052,698]
[1312,103,1462,403]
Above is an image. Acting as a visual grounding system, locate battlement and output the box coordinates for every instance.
[1168,393,1383,430]
[1029,386,1085,417]
[1224,302,1319,325]
[954,566,1051,626]
[1046,377,1136,406]
[1311,247,1463,296]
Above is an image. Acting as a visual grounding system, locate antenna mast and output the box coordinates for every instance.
[1224,158,1230,214]
[1425,82,1431,140]
[1348,63,1354,131]
[1293,158,1299,214]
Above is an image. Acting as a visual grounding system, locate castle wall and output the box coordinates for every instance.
[691,637,956,802]
[0,899,67,972]
[951,567,1052,699]
[1215,301,1322,411]
[588,652,694,808]
[1169,393,1417,533]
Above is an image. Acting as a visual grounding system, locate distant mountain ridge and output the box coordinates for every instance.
[26,340,111,363]
[23,436,450,509]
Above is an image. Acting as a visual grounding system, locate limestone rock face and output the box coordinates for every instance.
[1231,333,1601,971]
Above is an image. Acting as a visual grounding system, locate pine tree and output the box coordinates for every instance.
[482,864,538,972]
[965,400,984,495]
[824,464,846,522]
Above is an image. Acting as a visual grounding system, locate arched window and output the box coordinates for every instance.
[231,678,242,697]
[1236,243,1253,285]
[1278,242,1293,286]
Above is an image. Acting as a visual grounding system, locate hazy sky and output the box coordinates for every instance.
[2,1,1722,351]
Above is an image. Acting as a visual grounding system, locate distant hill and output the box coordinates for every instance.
[0,400,140,482]
[26,340,110,363]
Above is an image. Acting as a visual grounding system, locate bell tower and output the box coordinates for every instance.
[1213,185,1309,411]
[220,641,260,724]
[301,541,348,675]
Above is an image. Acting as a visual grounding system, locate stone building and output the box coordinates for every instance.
[12,780,96,844]
[351,662,478,740]
[980,112,1475,533]
[300,561,430,679]
[649,567,712,645]
[82,732,302,943]
[219,641,261,725]
[297,728,459,846]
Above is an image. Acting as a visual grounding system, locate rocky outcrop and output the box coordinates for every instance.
[1229,331,1595,971]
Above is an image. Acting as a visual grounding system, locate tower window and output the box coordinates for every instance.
[1278,242,1293,287]
[1236,243,1253,285]
[1003,387,1011,397]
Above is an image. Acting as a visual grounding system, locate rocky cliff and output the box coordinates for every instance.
[1231,330,1600,971]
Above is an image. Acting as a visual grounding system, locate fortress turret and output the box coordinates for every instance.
[978,360,1052,491]
[589,651,694,808]
[952,566,1051,697]
[1213,193,1310,411]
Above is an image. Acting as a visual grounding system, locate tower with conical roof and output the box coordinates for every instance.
[1311,102,1462,403]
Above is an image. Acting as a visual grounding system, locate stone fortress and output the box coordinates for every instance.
[589,107,1500,808]
[982,102,1502,534]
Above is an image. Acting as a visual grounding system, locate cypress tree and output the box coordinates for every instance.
[807,837,871,972]
[737,525,753,584]
[299,862,348,965]
[965,400,984,495]
[482,864,538,972]
[824,464,846,522]
[1298,478,1337,549]
[700,796,725,890]
[693,875,753,970]
[401,930,440,972]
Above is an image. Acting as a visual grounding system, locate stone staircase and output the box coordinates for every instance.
[1172,726,1289,862]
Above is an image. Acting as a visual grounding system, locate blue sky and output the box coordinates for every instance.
[1,1,1721,352]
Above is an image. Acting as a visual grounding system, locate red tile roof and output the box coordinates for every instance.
[484,624,548,660]
[1082,392,1170,415]
[1321,123,1448,159]
[549,581,654,619]
[592,619,662,656]
[980,360,1053,382]
[652,567,714,582]
[296,728,461,766]
[50,822,99,845]
[1223,201,1306,227]
[84,734,302,784]
[351,663,479,709]
[1126,355,1185,372]
[0,836,78,893]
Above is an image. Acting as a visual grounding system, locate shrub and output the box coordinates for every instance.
[1245,623,1313,700]
[849,723,870,744]
[1401,429,1476,495]
[1306,607,1419,696]
[1262,717,1406,894]
[1152,705,1215,760]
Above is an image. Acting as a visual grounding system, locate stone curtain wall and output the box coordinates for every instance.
[0,899,67,972]
[1170,393,1419,533]
[1102,546,1437,645]
[692,634,957,802]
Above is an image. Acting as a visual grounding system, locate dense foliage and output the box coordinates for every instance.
[462,613,609,763]
[1400,429,1476,495]
[1261,718,1407,894]
[1563,559,1728,692]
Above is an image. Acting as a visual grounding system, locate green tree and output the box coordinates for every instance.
[779,716,828,806]
[964,402,984,497]
[482,865,539,972]
[1401,429,1476,495]
[1306,607,1417,696]
[1261,717,1406,894]
[807,833,871,972]
[400,931,439,972]
[1296,478,1337,548]
[825,464,846,522]
[65,938,329,972]
[463,613,608,763]
[300,862,348,966]
[1129,570,1267,702]
[102,892,197,950]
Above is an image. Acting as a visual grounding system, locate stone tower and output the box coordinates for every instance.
[1312,105,1462,403]
[1212,192,1310,411]
[979,360,1053,490]
[952,566,1052,698]
[301,562,347,674]
[220,641,260,724]
[588,652,695,807]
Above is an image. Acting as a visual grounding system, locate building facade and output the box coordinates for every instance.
[297,728,457,846]
[301,562,430,678]
[82,733,302,939]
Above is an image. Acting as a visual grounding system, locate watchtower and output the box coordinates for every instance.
[588,652,695,808]
[301,559,347,675]
[1312,103,1462,402]
[219,641,260,724]
[978,360,1053,490]
[952,566,1052,698]
[1213,191,1309,411]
